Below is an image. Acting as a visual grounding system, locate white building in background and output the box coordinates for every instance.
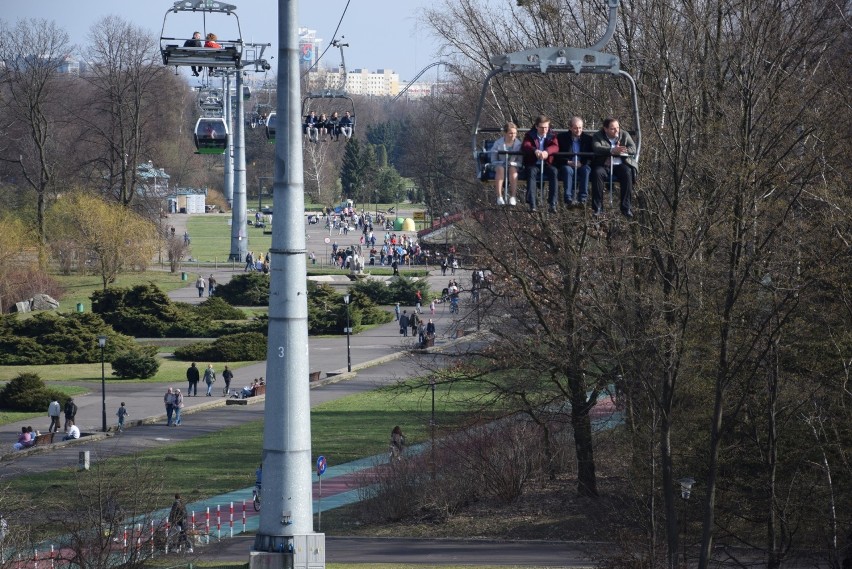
[306,67,400,97]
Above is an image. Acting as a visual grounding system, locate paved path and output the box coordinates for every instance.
[0,213,578,566]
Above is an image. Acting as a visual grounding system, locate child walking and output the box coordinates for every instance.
[116,402,129,432]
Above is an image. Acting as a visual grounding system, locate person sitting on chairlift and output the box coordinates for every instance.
[183,31,202,77]
[338,111,354,140]
[204,33,222,74]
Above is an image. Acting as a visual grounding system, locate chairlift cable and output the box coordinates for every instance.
[300,0,352,79]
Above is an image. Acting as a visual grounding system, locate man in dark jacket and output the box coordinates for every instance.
[590,117,638,218]
[63,398,77,433]
[168,493,193,552]
[183,32,202,77]
[555,116,593,207]
[521,115,559,213]
[186,363,200,396]
[399,310,410,337]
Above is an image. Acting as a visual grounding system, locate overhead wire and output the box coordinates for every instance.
[300,0,351,79]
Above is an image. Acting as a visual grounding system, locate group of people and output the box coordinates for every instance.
[194,274,217,297]
[244,251,270,274]
[183,31,223,77]
[303,110,354,143]
[396,307,437,347]
[185,362,232,397]
[489,115,637,217]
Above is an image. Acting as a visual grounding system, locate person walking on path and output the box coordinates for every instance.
[168,493,193,553]
[203,364,216,396]
[394,302,400,321]
[430,299,436,316]
[63,398,77,433]
[186,363,200,396]
[410,311,420,337]
[48,398,61,433]
[195,275,206,298]
[389,425,406,461]
[399,310,410,337]
[426,318,436,339]
[173,390,185,425]
[208,274,217,296]
[164,388,175,426]
[116,402,129,432]
[222,365,234,397]
[415,290,423,314]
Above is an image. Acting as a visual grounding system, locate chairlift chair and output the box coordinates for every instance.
[471,0,640,205]
[159,0,244,71]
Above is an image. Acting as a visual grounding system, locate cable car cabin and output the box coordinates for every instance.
[194,117,229,154]
[265,111,276,142]
[159,0,244,70]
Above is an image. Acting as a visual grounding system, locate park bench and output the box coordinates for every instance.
[33,432,55,446]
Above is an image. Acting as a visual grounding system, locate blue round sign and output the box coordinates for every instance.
[316,455,327,476]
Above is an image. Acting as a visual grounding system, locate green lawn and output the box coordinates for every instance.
[183,214,271,263]
[0,358,260,384]
[4,379,478,511]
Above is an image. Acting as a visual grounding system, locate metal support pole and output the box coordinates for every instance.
[230,71,248,262]
[224,72,234,207]
[430,378,436,480]
[345,301,352,373]
[98,335,107,432]
[251,0,323,560]
[100,345,106,432]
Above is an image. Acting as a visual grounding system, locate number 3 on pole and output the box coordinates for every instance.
[278,347,285,357]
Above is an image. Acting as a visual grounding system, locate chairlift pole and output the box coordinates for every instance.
[252,0,323,562]
[224,72,234,207]
[232,69,248,263]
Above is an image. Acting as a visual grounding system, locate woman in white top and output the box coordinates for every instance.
[490,121,522,205]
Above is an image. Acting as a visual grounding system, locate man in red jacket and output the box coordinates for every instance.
[521,115,559,213]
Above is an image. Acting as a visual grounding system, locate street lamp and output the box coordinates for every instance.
[678,477,695,568]
[343,295,352,372]
[98,335,107,432]
[429,376,436,479]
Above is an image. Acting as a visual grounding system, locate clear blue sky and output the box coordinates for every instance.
[3,0,443,81]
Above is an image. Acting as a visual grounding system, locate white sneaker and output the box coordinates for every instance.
[509,196,517,206]
[497,196,505,205]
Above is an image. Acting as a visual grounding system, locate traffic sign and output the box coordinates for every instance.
[316,455,327,476]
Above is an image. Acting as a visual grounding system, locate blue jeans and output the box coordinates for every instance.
[174,407,182,425]
[560,164,590,203]
[206,382,214,396]
[166,404,174,426]
[526,163,558,209]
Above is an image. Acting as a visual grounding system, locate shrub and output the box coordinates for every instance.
[194,296,246,320]
[92,283,183,337]
[0,269,64,314]
[350,279,393,305]
[92,283,246,338]
[111,347,161,379]
[173,332,267,361]
[0,372,67,412]
[386,276,432,306]
[213,273,270,306]
[0,312,134,365]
